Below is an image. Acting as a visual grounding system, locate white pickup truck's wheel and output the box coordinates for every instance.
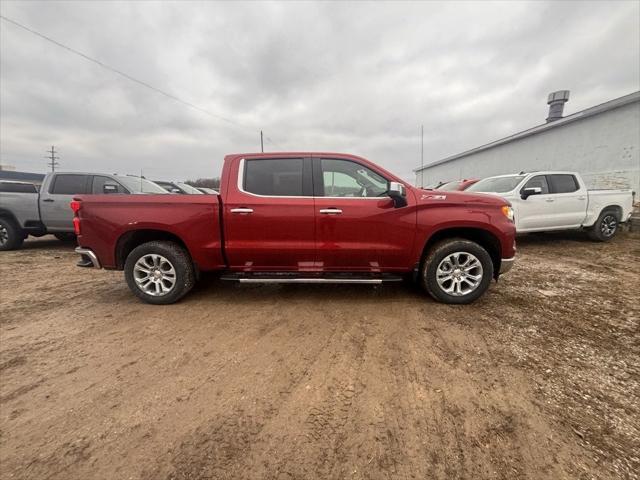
[0,218,24,251]
[124,241,195,304]
[588,209,619,242]
[421,238,494,304]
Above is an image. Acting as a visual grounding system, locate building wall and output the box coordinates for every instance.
[417,101,640,194]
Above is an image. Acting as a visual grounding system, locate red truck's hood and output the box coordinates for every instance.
[414,189,511,207]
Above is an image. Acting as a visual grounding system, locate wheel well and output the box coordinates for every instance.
[0,209,20,228]
[601,205,623,220]
[422,227,502,275]
[116,230,188,269]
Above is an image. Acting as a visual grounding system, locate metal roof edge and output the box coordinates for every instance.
[414,90,640,172]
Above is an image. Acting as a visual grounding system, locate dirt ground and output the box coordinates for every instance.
[0,232,638,480]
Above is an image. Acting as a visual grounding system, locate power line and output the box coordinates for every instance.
[265,136,285,151]
[0,14,248,129]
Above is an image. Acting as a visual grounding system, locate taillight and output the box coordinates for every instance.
[70,200,81,234]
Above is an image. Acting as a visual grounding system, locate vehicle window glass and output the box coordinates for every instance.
[522,175,549,194]
[548,174,579,194]
[117,176,169,194]
[51,174,89,194]
[320,159,388,197]
[0,182,37,193]
[176,183,204,194]
[92,176,126,194]
[466,175,525,193]
[244,158,304,196]
[436,181,461,191]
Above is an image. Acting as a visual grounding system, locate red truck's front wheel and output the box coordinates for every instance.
[124,241,195,304]
[421,238,494,304]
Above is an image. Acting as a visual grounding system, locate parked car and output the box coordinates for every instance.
[0,172,168,250]
[197,187,219,194]
[435,179,479,191]
[153,181,203,194]
[466,171,634,241]
[73,152,516,305]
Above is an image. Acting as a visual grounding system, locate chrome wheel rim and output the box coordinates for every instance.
[436,252,483,297]
[601,215,617,237]
[0,224,8,246]
[133,254,177,296]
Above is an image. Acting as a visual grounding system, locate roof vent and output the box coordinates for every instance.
[546,90,570,122]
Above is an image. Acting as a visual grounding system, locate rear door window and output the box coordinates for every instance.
[521,175,550,194]
[51,174,90,194]
[0,182,37,193]
[548,174,579,193]
[244,158,305,196]
[91,176,127,194]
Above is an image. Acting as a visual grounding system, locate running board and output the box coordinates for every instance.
[220,273,403,284]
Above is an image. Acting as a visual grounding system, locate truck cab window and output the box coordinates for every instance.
[244,158,304,196]
[92,176,127,194]
[522,175,549,194]
[548,174,579,193]
[51,174,90,195]
[320,159,388,197]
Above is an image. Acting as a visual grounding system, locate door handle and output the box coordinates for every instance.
[545,199,554,202]
[230,208,253,214]
[319,208,342,214]
[578,196,586,200]
[42,198,54,202]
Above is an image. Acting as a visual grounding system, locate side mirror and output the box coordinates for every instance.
[388,181,407,208]
[103,184,118,194]
[521,187,542,200]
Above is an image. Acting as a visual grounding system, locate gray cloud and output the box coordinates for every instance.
[1,0,638,182]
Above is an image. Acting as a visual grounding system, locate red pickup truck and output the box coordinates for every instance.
[73,153,516,305]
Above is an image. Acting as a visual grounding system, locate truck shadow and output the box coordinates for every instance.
[20,236,77,251]
[516,230,596,246]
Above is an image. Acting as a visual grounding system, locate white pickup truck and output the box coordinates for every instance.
[466,171,634,241]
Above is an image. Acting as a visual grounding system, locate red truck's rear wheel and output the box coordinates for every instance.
[421,238,494,304]
[124,241,195,304]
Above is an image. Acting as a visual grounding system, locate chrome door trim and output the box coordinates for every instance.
[236,158,395,200]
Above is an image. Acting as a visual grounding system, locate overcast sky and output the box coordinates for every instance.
[1,0,639,182]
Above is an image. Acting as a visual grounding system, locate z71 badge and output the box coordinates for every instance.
[421,194,447,200]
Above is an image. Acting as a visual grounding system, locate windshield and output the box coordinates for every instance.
[177,182,204,194]
[466,175,525,193]
[436,181,460,191]
[117,176,170,194]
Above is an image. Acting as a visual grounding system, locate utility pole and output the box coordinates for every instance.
[45,145,60,172]
[420,125,424,187]
[260,130,264,153]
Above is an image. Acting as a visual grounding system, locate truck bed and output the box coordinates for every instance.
[75,194,225,270]
[585,188,634,226]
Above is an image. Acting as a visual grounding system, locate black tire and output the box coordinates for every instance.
[421,238,494,304]
[54,232,77,242]
[587,209,620,242]
[0,217,24,251]
[124,241,195,305]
